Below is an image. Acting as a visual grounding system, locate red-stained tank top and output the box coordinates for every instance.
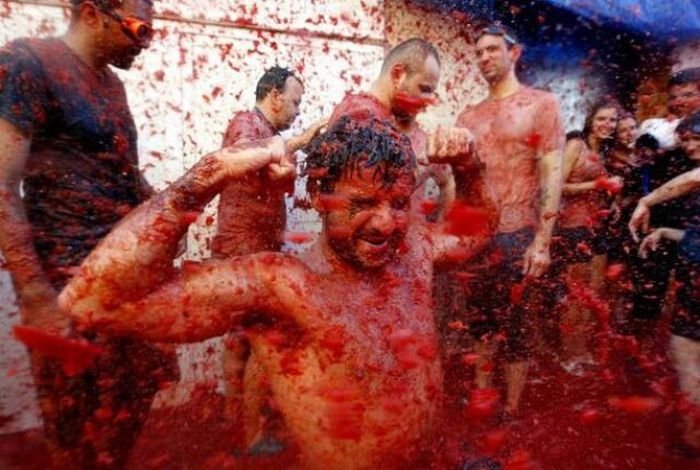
[560,143,609,229]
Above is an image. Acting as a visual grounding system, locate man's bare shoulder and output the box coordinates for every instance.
[455,101,487,127]
[521,86,561,107]
[329,92,389,126]
[246,251,310,275]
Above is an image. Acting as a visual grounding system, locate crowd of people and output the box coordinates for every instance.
[0,0,698,468]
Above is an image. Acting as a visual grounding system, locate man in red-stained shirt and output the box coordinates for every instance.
[455,24,564,416]
[214,66,304,257]
[329,38,495,224]
[213,66,323,450]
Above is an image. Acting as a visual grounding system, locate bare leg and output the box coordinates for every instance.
[504,361,529,414]
[560,263,594,368]
[474,339,496,388]
[590,254,606,293]
[669,335,700,449]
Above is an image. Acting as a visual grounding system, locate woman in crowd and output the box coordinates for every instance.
[555,99,622,373]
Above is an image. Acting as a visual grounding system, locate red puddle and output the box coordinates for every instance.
[2,343,696,469]
[2,274,696,468]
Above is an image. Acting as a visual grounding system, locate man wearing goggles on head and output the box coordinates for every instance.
[0,1,176,468]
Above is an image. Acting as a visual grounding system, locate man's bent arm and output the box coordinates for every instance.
[0,118,59,324]
[59,138,293,341]
[61,254,293,343]
[629,167,700,240]
[523,148,562,276]
[642,167,700,207]
[537,149,563,242]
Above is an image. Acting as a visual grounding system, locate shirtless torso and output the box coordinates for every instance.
[59,123,473,468]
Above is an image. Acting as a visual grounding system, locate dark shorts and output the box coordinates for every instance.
[460,228,550,361]
[34,333,179,467]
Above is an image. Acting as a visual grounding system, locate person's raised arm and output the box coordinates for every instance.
[58,137,298,342]
[629,167,700,241]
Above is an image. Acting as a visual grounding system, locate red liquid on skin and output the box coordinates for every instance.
[392,92,436,116]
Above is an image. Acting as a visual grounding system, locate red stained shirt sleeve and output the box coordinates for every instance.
[0,41,50,134]
[222,111,273,147]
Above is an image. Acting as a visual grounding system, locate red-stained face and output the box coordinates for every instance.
[390,55,440,121]
[616,117,637,147]
[475,34,520,85]
[318,164,413,270]
[590,106,618,141]
[668,83,700,118]
[273,76,304,131]
[97,0,154,70]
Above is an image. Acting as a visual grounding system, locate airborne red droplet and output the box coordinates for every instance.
[13,326,102,376]
[419,199,439,215]
[525,132,541,149]
[608,396,662,414]
[282,232,314,244]
[594,176,623,194]
[445,203,490,237]
[465,387,500,422]
[579,407,602,425]
[510,282,525,304]
[605,263,624,281]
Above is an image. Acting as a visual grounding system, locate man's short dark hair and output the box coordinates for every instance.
[70,0,152,17]
[669,67,700,88]
[380,38,441,75]
[303,117,415,194]
[71,0,151,9]
[677,110,700,136]
[255,66,301,102]
[475,23,519,48]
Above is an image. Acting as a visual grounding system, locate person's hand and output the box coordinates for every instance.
[216,136,290,178]
[287,117,328,152]
[19,285,69,334]
[629,199,651,243]
[522,236,550,277]
[265,153,297,182]
[639,228,664,258]
[426,127,475,163]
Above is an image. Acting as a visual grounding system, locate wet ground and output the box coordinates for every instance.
[1,324,698,469]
